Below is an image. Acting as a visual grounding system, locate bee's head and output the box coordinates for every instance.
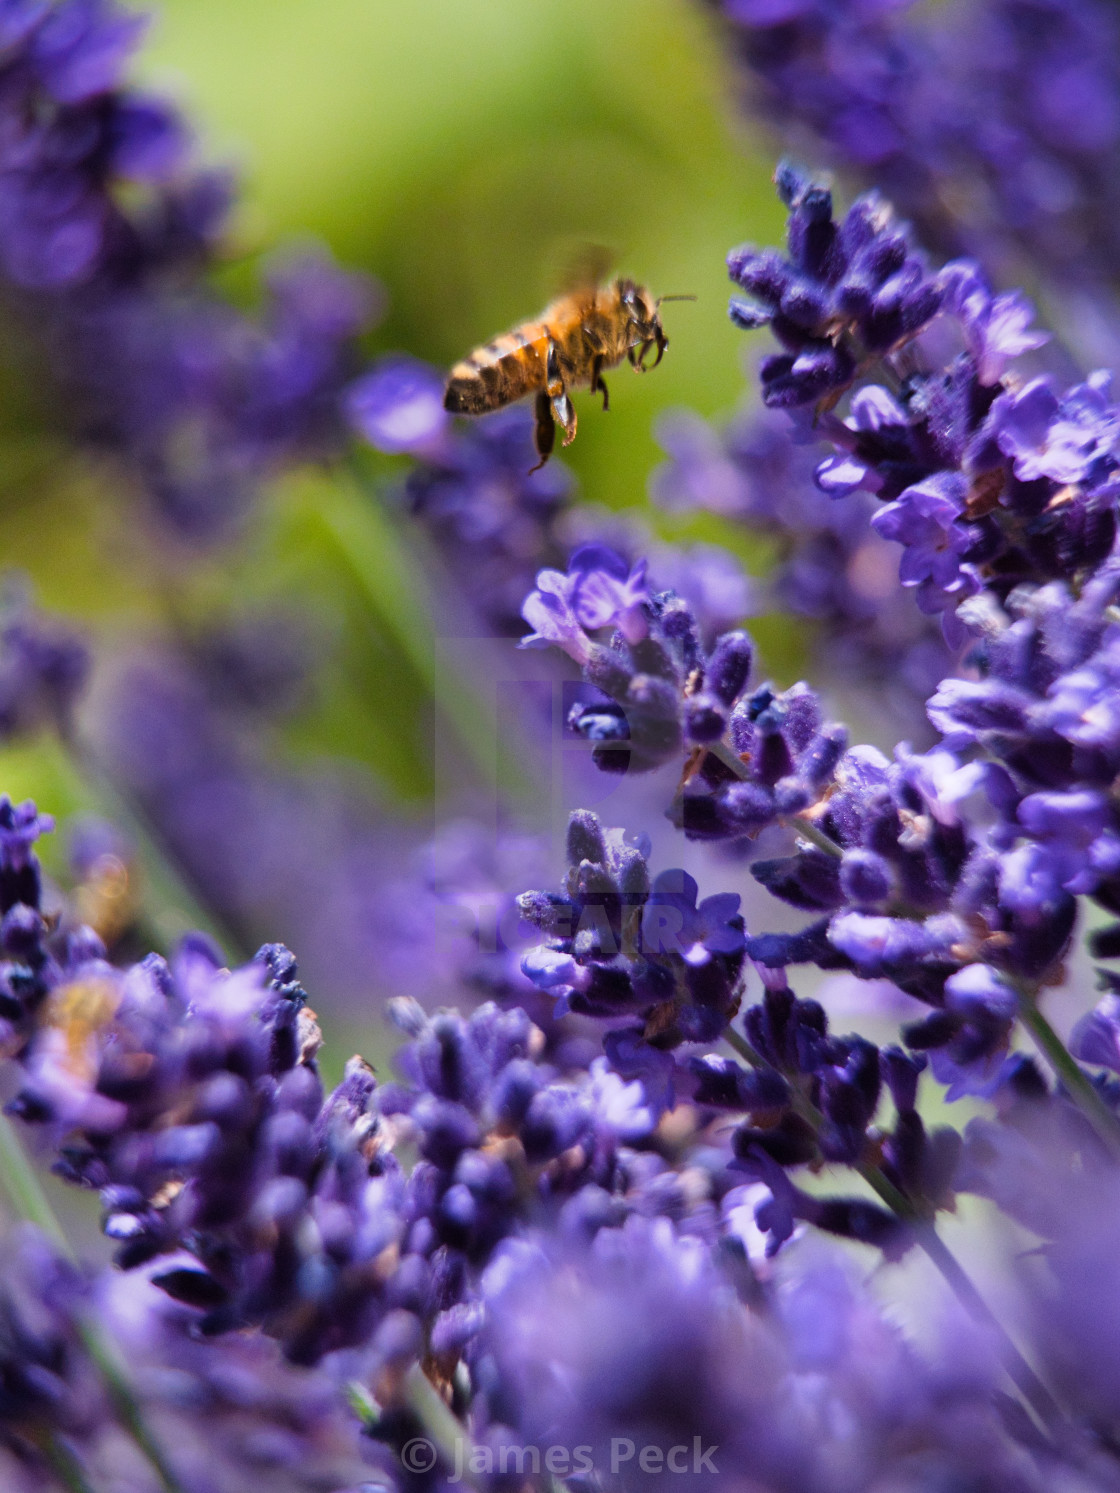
[616,279,667,371]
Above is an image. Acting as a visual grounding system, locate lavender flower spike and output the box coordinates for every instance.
[641,868,746,966]
[521,544,650,662]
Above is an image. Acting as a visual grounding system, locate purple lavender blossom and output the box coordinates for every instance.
[347,353,450,457]
[480,1213,1036,1491]
[3,811,716,1389]
[62,247,375,538]
[990,372,1120,484]
[526,550,762,774]
[729,172,1120,645]
[521,544,650,661]
[726,163,940,407]
[641,869,745,965]
[0,587,89,742]
[6,0,1120,1472]
[519,810,744,1043]
[0,0,378,539]
[651,403,954,739]
[870,474,975,590]
[708,0,1120,363]
[1070,993,1120,1073]
[945,270,1050,385]
[0,1224,378,1492]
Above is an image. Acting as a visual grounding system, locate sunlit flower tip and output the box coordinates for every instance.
[850,385,908,431]
[815,453,873,497]
[566,544,650,644]
[346,355,449,455]
[1017,789,1109,851]
[519,945,584,991]
[989,374,1120,485]
[939,265,1047,385]
[943,964,1018,1022]
[827,912,937,973]
[1070,992,1120,1073]
[519,569,595,664]
[587,1057,655,1142]
[996,842,1066,919]
[838,848,893,906]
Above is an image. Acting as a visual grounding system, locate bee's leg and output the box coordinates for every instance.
[590,354,609,412]
[529,391,555,473]
[544,338,577,448]
[552,391,577,447]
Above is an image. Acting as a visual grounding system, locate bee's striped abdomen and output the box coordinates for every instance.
[444,323,548,415]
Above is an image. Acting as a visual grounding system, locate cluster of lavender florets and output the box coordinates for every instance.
[0,0,373,541]
[0,793,1066,1490]
[8,0,1120,1489]
[709,0,1120,363]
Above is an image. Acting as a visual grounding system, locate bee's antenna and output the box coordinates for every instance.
[657,294,697,304]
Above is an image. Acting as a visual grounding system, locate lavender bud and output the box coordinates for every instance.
[706,630,754,705]
[567,810,607,867]
[839,849,894,906]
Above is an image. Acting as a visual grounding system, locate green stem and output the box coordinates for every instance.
[854,1158,914,1219]
[706,740,749,779]
[789,813,845,860]
[0,1114,70,1251]
[723,1023,763,1069]
[324,459,528,797]
[912,1220,1063,1431]
[404,1363,479,1490]
[345,1378,379,1430]
[0,1117,185,1493]
[1016,989,1120,1161]
[722,1023,1064,1433]
[79,1322,186,1493]
[857,1158,1064,1431]
[38,1432,98,1493]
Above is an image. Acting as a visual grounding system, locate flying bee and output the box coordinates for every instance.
[40,977,121,1083]
[74,850,138,948]
[444,277,693,470]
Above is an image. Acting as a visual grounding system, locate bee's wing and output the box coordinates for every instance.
[551,242,616,296]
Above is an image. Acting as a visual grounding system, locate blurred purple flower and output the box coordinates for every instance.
[642,869,745,965]
[347,354,450,456]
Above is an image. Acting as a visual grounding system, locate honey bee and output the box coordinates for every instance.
[41,977,122,1083]
[74,850,137,947]
[444,277,693,470]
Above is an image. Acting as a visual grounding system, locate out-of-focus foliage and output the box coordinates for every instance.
[0,0,779,849]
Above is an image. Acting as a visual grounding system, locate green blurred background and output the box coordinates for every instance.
[0,0,784,802]
[0,0,790,1238]
[0,0,782,939]
[136,0,778,462]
